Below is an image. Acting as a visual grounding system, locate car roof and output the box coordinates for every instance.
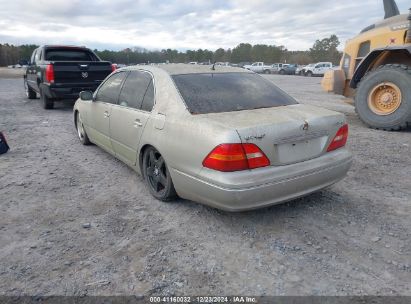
[121,64,252,75]
[42,45,89,49]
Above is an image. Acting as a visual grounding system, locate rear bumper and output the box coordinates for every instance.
[41,82,102,100]
[171,149,352,212]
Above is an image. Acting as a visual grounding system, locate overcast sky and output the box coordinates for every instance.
[0,0,409,51]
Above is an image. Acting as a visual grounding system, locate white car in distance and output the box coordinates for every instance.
[304,62,333,77]
[243,62,272,74]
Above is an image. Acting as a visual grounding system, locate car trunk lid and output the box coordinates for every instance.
[202,104,346,166]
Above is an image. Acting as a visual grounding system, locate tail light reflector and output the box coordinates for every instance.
[327,124,348,152]
[203,143,270,172]
[45,64,54,83]
[111,64,117,72]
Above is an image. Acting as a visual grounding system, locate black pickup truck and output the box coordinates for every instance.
[24,45,115,109]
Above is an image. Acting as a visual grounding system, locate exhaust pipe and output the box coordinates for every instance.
[407,8,411,43]
[383,0,400,19]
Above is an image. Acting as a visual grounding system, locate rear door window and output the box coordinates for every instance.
[34,50,41,63]
[95,72,126,104]
[45,48,97,61]
[30,50,37,64]
[172,72,297,114]
[118,71,152,109]
[141,80,154,112]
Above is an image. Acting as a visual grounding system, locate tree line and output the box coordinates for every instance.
[0,35,342,67]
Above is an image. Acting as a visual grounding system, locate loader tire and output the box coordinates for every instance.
[355,64,411,131]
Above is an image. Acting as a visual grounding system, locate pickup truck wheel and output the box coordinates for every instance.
[279,70,285,75]
[76,112,91,145]
[24,79,36,99]
[40,89,54,109]
[355,64,411,131]
[306,71,313,77]
[264,69,271,74]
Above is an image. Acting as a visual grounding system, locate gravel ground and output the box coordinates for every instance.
[0,68,25,79]
[0,74,410,296]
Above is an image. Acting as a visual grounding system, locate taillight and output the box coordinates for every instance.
[202,143,270,172]
[327,124,348,152]
[111,64,117,72]
[243,143,270,169]
[45,64,54,83]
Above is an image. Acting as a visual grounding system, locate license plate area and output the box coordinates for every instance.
[274,136,328,165]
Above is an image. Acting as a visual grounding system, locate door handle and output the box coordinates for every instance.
[104,111,110,118]
[134,119,143,127]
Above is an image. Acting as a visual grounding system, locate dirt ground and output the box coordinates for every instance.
[0,67,25,79]
[0,72,410,297]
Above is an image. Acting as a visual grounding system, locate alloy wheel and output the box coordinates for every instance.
[145,149,168,195]
[77,114,85,141]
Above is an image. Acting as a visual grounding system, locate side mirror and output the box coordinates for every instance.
[79,90,93,101]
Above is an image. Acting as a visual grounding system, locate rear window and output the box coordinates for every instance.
[172,73,297,114]
[45,48,97,61]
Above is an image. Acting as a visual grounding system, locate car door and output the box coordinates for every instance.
[313,64,322,75]
[27,49,39,92]
[320,64,330,74]
[317,64,325,74]
[87,71,127,154]
[109,70,154,166]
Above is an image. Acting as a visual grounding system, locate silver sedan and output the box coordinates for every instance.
[74,64,352,211]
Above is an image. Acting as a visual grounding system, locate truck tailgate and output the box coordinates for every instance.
[52,62,112,84]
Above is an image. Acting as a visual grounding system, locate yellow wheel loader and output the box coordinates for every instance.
[322,0,411,130]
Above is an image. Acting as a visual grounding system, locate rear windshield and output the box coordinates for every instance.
[45,48,97,61]
[172,73,297,114]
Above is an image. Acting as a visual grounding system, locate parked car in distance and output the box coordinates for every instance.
[269,63,288,74]
[304,62,333,77]
[24,45,115,109]
[7,60,29,69]
[74,64,352,211]
[215,62,230,66]
[296,65,306,75]
[296,64,313,76]
[278,64,298,75]
[238,62,252,68]
[243,62,272,74]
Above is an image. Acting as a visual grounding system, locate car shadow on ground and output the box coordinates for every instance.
[47,99,76,111]
[22,95,76,112]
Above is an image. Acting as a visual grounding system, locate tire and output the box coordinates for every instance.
[264,69,271,74]
[40,88,54,109]
[75,112,91,145]
[143,147,176,202]
[355,64,411,131]
[279,70,285,75]
[24,79,36,99]
[306,71,313,77]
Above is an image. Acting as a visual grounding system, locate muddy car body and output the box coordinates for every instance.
[74,65,352,211]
